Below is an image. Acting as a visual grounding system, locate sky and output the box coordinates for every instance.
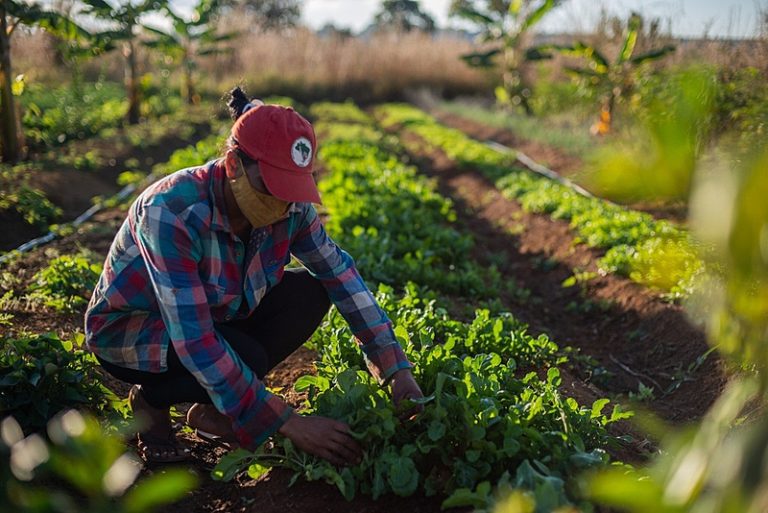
[299,0,763,38]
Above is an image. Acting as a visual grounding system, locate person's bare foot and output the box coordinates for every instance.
[128,385,189,463]
[186,403,239,448]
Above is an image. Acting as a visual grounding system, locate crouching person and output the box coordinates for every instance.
[84,87,423,464]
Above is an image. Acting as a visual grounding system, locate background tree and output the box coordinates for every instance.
[0,1,87,163]
[372,0,436,33]
[238,0,301,30]
[79,0,166,124]
[144,0,238,105]
[450,0,561,115]
[529,12,676,134]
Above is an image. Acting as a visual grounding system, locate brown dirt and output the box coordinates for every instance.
[395,129,726,426]
[1,120,212,252]
[431,109,689,223]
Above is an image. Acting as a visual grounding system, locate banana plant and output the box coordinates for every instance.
[528,12,675,134]
[144,0,238,105]
[0,1,88,163]
[79,0,166,124]
[450,0,562,115]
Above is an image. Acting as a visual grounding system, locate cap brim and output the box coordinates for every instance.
[260,161,322,204]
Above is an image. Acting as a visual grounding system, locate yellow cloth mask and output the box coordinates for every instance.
[229,158,290,228]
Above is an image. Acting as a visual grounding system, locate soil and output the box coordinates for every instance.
[1,111,726,512]
[430,109,690,223]
[1,119,212,252]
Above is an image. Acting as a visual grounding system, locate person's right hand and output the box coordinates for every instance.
[278,413,362,467]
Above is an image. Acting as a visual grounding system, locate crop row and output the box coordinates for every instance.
[0,106,217,251]
[215,103,631,511]
[373,104,702,300]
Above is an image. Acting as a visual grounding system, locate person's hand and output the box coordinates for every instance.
[389,369,424,420]
[278,413,362,466]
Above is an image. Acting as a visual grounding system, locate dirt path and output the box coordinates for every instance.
[395,129,725,425]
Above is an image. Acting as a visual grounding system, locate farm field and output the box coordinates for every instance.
[2,1,767,512]
[1,98,728,512]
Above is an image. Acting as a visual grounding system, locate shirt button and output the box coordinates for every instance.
[224,314,232,321]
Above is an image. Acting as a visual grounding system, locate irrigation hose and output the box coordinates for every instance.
[0,172,159,265]
[483,140,617,206]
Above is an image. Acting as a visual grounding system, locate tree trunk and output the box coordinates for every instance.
[124,39,140,124]
[183,58,196,105]
[0,8,20,163]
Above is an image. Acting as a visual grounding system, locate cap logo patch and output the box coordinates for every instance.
[291,137,313,168]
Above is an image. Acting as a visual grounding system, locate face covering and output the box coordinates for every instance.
[229,158,290,229]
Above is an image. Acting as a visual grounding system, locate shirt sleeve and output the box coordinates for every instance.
[290,204,412,384]
[130,203,293,449]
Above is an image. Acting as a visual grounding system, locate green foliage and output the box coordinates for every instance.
[590,379,765,513]
[0,411,196,512]
[143,0,237,104]
[530,11,676,131]
[0,333,115,434]
[117,170,148,187]
[568,52,768,513]
[152,120,229,176]
[213,101,630,507]
[215,285,629,507]
[26,254,102,312]
[438,99,593,157]
[590,68,716,202]
[21,81,128,149]
[309,101,374,124]
[713,66,768,155]
[450,0,562,114]
[262,95,301,109]
[217,286,627,506]
[375,103,703,297]
[0,165,62,230]
[316,104,502,297]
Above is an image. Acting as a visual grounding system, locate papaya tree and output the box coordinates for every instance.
[144,0,238,105]
[79,0,165,124]
[450,0,562,115]
[0,1,87,163]
[529,12,676,134]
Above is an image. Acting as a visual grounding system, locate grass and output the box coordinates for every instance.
[437,100,597,159]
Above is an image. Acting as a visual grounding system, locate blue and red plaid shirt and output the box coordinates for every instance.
[85,160,411,449]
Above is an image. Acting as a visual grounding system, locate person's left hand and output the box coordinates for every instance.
[389,369,424,421]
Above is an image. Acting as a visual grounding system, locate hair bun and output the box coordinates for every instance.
[226,86,251,120]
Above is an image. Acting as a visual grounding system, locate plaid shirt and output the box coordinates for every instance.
[85,160,411,449]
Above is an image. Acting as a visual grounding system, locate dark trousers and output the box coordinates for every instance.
[97,268,331,409]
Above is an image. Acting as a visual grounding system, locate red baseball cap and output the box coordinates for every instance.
[231,104,321,204]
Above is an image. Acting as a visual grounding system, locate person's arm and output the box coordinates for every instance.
[290,204,414,384]
[130,203,292,449]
